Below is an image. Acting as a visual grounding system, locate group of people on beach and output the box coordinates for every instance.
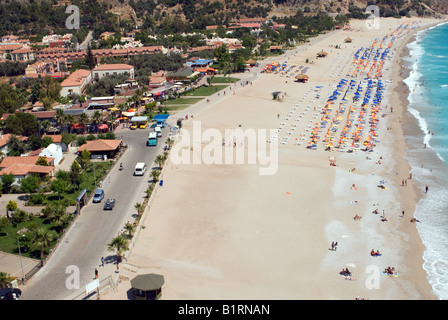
[384,266,396,275]
[370,249,381,256]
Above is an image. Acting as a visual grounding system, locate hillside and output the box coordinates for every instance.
[0,0,447,38]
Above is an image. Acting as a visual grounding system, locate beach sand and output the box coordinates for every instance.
[104,17,442,300]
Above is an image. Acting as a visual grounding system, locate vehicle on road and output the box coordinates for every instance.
[0,288,22,300]
[154,126,162,137]
[92,189,105,203]
[134,162,147,176]
[119,163,123,171]
[147,132,157,146]
[140,123,148,129]
[130,123,138,130]
[103,199,115,210]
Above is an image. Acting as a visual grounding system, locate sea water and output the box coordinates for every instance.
[403,21,448,300]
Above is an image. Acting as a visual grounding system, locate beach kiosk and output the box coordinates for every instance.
[131,274,165,300]
[317,50,328,58]
[295,74,309,83]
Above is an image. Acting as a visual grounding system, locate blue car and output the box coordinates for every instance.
[92,189,105,203]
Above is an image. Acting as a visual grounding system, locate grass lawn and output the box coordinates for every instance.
[185,85,228,96]
[163,97,203,105]
[0,160,114,260]
[28,160,114,207]
[211,76,240,83]
[0,215,58,259]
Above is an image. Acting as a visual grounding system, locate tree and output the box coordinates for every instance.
[150,169,161,183]
[134,202,143,216]
[41,136,53,148]
[85,43,96,70]
[165,137,174,150]
[5,200,17,219]
[50,178,67,200]
[107,235,129,262]
[154,154,165,169]
[36,157,48,166]
[2,173,15,194]
[123,222,136,238]
[19,175,40,196]
[55,109,65,129]
[78,113,90,133]
[79,149,91,169]
[61,132,77,147]
[31,227,57,260]
[69,160,81,189]
[47,203,71,233]
[7,135,27,156]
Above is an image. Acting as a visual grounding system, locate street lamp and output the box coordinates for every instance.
[17,234,26,284]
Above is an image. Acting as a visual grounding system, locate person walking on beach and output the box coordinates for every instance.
[425,185,429,193]
[94,268,98,279]
[101,257,104,267]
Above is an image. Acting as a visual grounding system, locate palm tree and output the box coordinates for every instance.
[78,113,90,133]
[123,222,136,238]
[150,169,161,183]
[64,114,75,133]
[31,227,57,260]
[55,109,65,130]
[134,202,143,216]
[154,154,165,169]
[92,110,102,125]
[107,235,129,263]
[41,119,51,135]
[48,203,71,232]
[165,137,174,150]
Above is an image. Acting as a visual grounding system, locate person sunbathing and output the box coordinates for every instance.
[370,249,381,256]
[340,268,351,276]
[353,214,362,220]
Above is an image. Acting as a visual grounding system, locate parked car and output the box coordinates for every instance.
[92,189,105,203]
[103,198,115,210]
[0,288,22,300]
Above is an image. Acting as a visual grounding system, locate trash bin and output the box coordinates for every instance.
[160,180,163,186]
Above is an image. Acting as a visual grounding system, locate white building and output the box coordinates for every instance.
[39,143,63,165]
[60,69,92,97]
[92,64,134,82]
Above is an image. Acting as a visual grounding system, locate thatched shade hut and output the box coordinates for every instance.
[317,50,328,57]
[295,73,309,83]
[344,37,352,43]
[245,58,257,66]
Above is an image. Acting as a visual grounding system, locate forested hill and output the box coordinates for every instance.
[0,0,447,40]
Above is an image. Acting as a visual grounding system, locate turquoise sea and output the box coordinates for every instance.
[403,21,448,300]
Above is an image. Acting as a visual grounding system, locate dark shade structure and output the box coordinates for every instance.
[131,274,165,300]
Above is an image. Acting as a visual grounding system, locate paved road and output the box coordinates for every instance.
[20,125,167,300]
[79,31,93,51]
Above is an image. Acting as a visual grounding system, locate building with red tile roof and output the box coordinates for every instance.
[60,69,92,97]
[0,155,55,183]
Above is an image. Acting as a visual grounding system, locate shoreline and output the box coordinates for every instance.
[386,21,441,299]
[104,17,444,300]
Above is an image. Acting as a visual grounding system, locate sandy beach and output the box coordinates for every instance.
[104,17,443,300]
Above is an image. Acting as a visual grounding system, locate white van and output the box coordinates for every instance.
[134,162,147,176]
[154,126,162,137]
